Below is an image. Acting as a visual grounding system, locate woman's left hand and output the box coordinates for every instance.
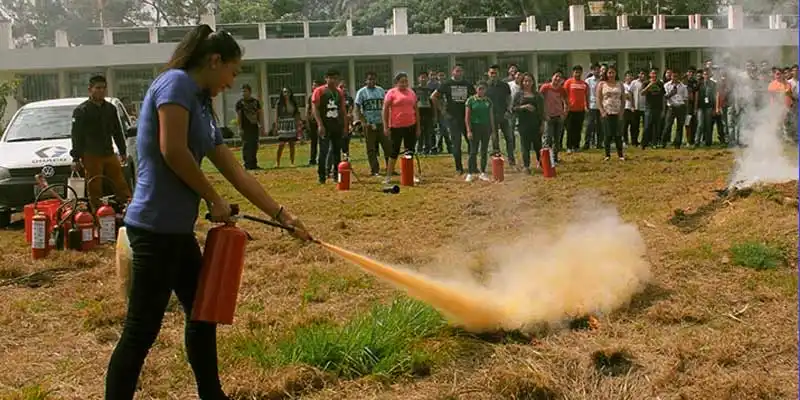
[279,210,313,242]
[415,126,421,137]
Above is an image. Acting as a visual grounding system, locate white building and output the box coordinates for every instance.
[0,6,797,128]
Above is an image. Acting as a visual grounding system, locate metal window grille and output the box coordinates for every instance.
[413,57,449,79]
[267,62,307,111]
[628,52,656,74]
[68,70,106,98]
[665,51,692,74]
[114,68,155,114]
[354,59,391,89]
[18,74,59,103]
[223,64,259,126]
[537,54,568,84]
[497,55,528,75]
[454,55,490,84]
[591,53,619,68]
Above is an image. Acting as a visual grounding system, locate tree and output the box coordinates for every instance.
[0,76,20,130]
[218,0,275,23]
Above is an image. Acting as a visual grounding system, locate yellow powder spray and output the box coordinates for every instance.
[321,205,652,332]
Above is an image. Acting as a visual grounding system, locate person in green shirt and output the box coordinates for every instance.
[464,82,495,182]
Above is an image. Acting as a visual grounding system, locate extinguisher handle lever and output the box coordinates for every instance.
[203,203,240,221]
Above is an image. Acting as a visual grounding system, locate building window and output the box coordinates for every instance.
[666,51,692,75]
[354,59,391,89]
[267,62,307,110]
[497,55,528,75]
[114,68,155,114]
[537,54,568,84]
[18,74,59,104]
[68,70,106,98]
[591,53,619,68]
[628,52,656,74]
[455,55,490,84]
[310,61,348,86]
[414,57,449,79]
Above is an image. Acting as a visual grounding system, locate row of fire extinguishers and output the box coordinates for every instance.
[30,178,126,260]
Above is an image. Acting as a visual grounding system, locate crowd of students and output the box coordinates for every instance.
[235,58,798,184]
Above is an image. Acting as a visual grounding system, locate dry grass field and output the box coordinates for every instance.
[0,141,797,400]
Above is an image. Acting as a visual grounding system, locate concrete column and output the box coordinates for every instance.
[569,5,585,31]
[346,20,353,36]
[526,16,537,31]
[656,50,666,72]
[448,55,457,71]
[260,62,269,128]
[148,27,159,43]
[444,17,453,33]
[304,61,312,96]
[55,30,69,47]
[727,5,743,29]
[653,14,665,30]
[0,21,13,50]
[58,71,69,98]
[303,21,310,38]
[348,59,356,97]
[392,7,408,35]
[391,55,414,78]
[519,22,527,32]
[557,21,564,31]
[619,51,630,72]
[706,19,714,29]
[258,23,266,40]
[105,68,115,97]
[487,17,496,33]
[529,53,539,84]
[102,28,113,45]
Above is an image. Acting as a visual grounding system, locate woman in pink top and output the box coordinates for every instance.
[382,72,420,184]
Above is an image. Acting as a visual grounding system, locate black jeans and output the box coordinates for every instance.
[662,105,687,148]
[565,111,585,150]
[623,109,641,145]
[584,109,603,149]
[468,123,491,174]
[603,115,624,158]
[307,121,318,165]
[390,126,417,159]
[642,108,662,148]
[105,225,225,400]
[448,116,467,173]
[318,126,343,182]
[491,115,516,164]
[416,111,435,153]
[241,128,260,169]
[518,116,542,168]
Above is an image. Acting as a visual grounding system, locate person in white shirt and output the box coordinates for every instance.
[584,63,603,150]
[622,71,635,146]
[507,71,523,138]
[662,70,689,148]
[627,70,646,146]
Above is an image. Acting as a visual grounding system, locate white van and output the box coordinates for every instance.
[0,97,137,228]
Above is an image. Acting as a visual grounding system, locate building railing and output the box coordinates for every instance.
[0,6,797,50]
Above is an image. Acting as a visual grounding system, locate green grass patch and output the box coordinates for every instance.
[729,242,785,270]
[231,297,446,380]
[301,268,373,305]
[3,384,54,400]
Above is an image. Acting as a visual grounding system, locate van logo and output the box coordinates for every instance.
[41,165,55,178]
[35,146,69,159]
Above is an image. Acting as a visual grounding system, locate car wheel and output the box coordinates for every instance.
[0,210,10,229]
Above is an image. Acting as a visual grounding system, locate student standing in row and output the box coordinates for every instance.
[235,84,264,170]
[641,68,665,149]
[662,71,688,149]
[486,64,515,166]
[513,73,544,173]
[596,65,626,161]
[70,75,132,210]
[685,67,699,146]
[354,71,390,176]
[312,69,347,184]
[540,71,568,165]
[563,65,588,153]
[274,87,301,167]
[432,64,475,175]
[584,63,602,150]
[464,82,494,182]
[383,72,420,184]
[415,71,435,154]
[695,68,717,147]
[306,80,322,166]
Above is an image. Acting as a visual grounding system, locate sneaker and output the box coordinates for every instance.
[372,172,381,177]
[414,176,421,184]
[383,176,391,185]
[619,157,625,161]
[603,156,610,161]
[465,174,475,182]
[318,178,326,184]
[566,149,574,154]
[479,173,490,182]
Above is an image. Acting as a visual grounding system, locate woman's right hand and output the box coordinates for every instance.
[466,130,473,140]
[209,198,233,223]
[384,126,390,136]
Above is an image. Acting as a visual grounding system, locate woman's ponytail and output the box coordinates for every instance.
[163,24,214,71]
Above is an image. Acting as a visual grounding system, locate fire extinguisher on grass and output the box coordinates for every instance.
[31,183,78,260]
[96,200,117,244]
[73,202,96,251]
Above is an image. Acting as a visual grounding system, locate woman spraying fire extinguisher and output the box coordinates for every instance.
[105,25,312,400]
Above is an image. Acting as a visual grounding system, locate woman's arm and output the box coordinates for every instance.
[382,93,391,131]
[414,101,421,135]
[206,144,284,219]
[464,103,472,134]
[158,105,223,205]
[596,83,605,115]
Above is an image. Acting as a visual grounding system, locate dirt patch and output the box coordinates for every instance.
[592,349,636,377]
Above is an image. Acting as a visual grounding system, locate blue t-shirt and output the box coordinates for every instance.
[354,86,385,125]
[124,69,224,234]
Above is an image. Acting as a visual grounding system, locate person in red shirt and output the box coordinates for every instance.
[539,70,568,164]
[563,65,589,153]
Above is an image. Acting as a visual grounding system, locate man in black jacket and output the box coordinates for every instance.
[486,64,515,165]
[70,75,131,209]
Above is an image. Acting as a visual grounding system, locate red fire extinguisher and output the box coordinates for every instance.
[491,152,505,182]
[540,148,556,178]
[97,201,116,244]
[192,205,248,325]
[31,210,50,260]
[400,151,415,187]
[337,158,351,191]
[74,206,96,251]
